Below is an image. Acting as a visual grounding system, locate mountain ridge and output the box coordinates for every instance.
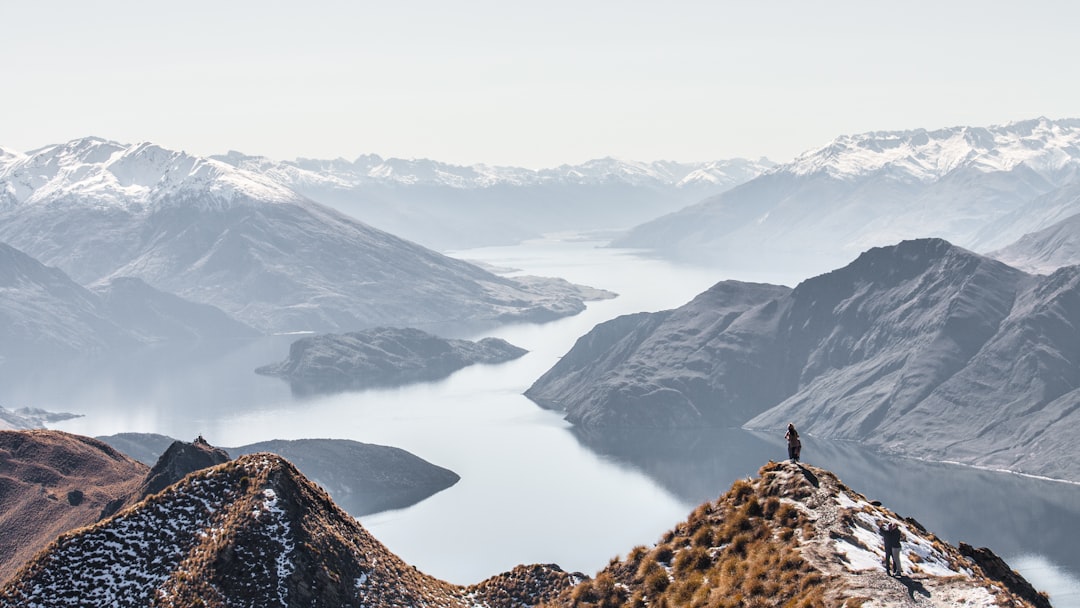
[615,117,1080,277]
[528,238,1080,481]
[0,449,1048,607]
[0,138,611,334]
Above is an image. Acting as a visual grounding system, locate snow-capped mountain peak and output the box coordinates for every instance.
[784,117,1080,181]
[1,137,304,210]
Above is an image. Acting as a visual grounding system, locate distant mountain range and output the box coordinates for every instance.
[0,431,1048,607]
[0,138,611,336]
[616,117,1080,277]
[527,238,1080,482]
[212,151,775,249]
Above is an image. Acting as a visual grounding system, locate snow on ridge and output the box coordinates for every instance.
[0,137,304,210]
[782,117,1080,181]
[213,151,774,190]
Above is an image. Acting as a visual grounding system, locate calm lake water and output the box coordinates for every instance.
[4,237,1078,606]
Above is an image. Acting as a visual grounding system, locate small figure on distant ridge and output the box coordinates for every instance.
[194,434,208,446]
[785,423,802,463]
[880,522,903,576]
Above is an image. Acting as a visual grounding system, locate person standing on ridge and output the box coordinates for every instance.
[785,423,802,463]
[880,522,903,576]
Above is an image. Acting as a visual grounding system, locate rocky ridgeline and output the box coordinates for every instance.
[0,443,1050,607]
[549,461,1050,608]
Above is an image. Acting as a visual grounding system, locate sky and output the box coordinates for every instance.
[4,0,1079,168]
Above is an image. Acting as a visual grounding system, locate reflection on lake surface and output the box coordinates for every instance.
[3,237,1078,605]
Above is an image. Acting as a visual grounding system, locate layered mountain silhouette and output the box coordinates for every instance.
[213,151,774,250]
[0,241,257,358]
[528,238,1080,481]
[256,327,528,394]
[992,206,1080,274]
[0,138,610,334]
[0,446,1048,607]
[616,118,1080,277]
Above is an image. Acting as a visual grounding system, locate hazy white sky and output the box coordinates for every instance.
[4,1,1078,167]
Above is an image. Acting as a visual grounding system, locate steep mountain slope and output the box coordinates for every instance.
[0,242,136,356]
[526,281,793,427]
[213,151,774,249]
[0,242,256,358]
[546,461,1049,608]
[0,430,147,585]
[256,327,527,394]
[616,118,1080,277]
[0,138,609,334]
[528,239,1080,480]
[0,453,578,608]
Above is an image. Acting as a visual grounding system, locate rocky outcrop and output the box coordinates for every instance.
[960,543,1053,608]
[136,437,230,501]
[256,327,528,394]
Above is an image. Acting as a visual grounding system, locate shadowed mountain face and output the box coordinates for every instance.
[0,138,609,334]
[256,327,528,395]
[0,242,257,359]
[0,430,147,585]
[527,238,1080,480]
[526,281,793,427]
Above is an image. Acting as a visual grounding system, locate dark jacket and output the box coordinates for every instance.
[882,525,902,549]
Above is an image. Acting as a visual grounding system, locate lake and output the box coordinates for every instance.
[4,236,1078,606]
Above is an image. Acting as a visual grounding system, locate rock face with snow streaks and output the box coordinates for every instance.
[0,138,610,334]
[256,326,528,394]
[529,238,1080,481]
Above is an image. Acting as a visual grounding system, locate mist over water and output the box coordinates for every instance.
[6,236,1079,602]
